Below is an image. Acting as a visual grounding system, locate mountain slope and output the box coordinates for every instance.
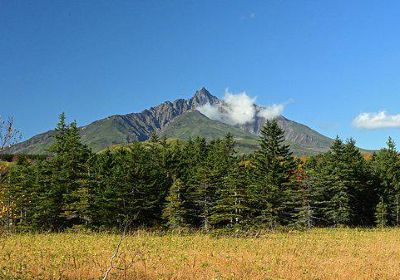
[7,88,216,154]
[160,111,260,154]
[7,87,337,155]
[160,111,255,141]
[160,111,334,155]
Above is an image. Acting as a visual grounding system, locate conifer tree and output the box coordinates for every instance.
[6,112,400,232]
[3,156,36,229]
[191,165,218,230]
[60,121,92,226]
[163,178,189,229]
[370,137,400,225]
[190,135,238,230]
[319,138,354,226]
[343,138,375,225]
[210,162,251,229]
[46,114,92,229]
[252,120,297,227]
[89,144,171,228]
[149,132,160,143]
[309,137,374,227]
[292,168,322,228]
[375,197,388,227]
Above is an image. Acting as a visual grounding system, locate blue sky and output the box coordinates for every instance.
[1,0,400,150]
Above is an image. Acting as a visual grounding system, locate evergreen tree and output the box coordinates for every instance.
[44,114,93,229]
[191,165,218,230]
[60,121,92,225]
[370,137,400,226]
[4,156,35,229]
[306,137,374,227]
[149,132,160,143]
[343,138,375,225]
[317,138,354,226]
[292,166,322,228]
[163,178,189,229]
[89,144,171,228]
[189,135,238,230]
[4,112,400,232]
[251,120,297,228]
[210,162,251,229]
[375,197,388,227]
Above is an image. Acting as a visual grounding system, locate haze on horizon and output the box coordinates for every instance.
[1,1,400,150]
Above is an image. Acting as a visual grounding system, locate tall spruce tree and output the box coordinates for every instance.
[311,137,374,227]
[375,196,388,227]
[210,162,251,229]
[46,114,92,229]
[320,138,354,226]
[252,120,297,228]
[163,178,189,229]
[343,138,375,225]
[89,144,171,228]
[189,135,237,230]
[370,137,400,226]
[3,156,36,229]
[292,166,323,229]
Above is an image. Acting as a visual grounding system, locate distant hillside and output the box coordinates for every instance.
[160,111,259,154]
[7,87,339,156]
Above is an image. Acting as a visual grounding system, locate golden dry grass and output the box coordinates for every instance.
[1,228,400,280]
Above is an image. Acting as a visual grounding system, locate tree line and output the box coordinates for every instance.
[1,113,400,232]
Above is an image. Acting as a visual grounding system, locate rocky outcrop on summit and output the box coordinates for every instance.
[122,87,218,137]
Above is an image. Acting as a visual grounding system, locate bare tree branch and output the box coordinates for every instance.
[0,116,21,152]
[103,229,127,280]
[103,215,139,280]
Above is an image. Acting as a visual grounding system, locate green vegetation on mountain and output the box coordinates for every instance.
[100,111,338,156]
[159,111,259,154]
[5,88,364,156]
[158,111,335,156]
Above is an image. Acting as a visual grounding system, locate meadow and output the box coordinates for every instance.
[1,228,400,280]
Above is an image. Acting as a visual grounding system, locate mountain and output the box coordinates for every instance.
[159,110,260,154]
[7,87,335,156]
[160,110,334,155]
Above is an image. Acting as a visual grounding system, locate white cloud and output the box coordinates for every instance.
[223,91,257,125]
[353,111,400,129]
[258,104,284,120]
[197,89,285,126]
[195,103,223,123]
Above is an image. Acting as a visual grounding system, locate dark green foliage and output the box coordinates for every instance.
[89,143,172,228]
[35,114,93,230]
[210,161,252,229]
[300,137,375,227]
[375,197,388,227]
[163,178,189,229]
[2,157,36,229]
[1,115,399,231]
[251,120,298,228]
[0,154,47,162]
[47,115,92,228]
[370,137,400,226]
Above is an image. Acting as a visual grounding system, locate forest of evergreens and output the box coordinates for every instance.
[1,113,400,232]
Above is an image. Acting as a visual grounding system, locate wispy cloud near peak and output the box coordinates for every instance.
[197,89,287,126]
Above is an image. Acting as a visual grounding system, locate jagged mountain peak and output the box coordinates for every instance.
[194,87,211,97]
[189,87,220,107]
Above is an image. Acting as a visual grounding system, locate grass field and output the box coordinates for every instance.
[1,228,400,280]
